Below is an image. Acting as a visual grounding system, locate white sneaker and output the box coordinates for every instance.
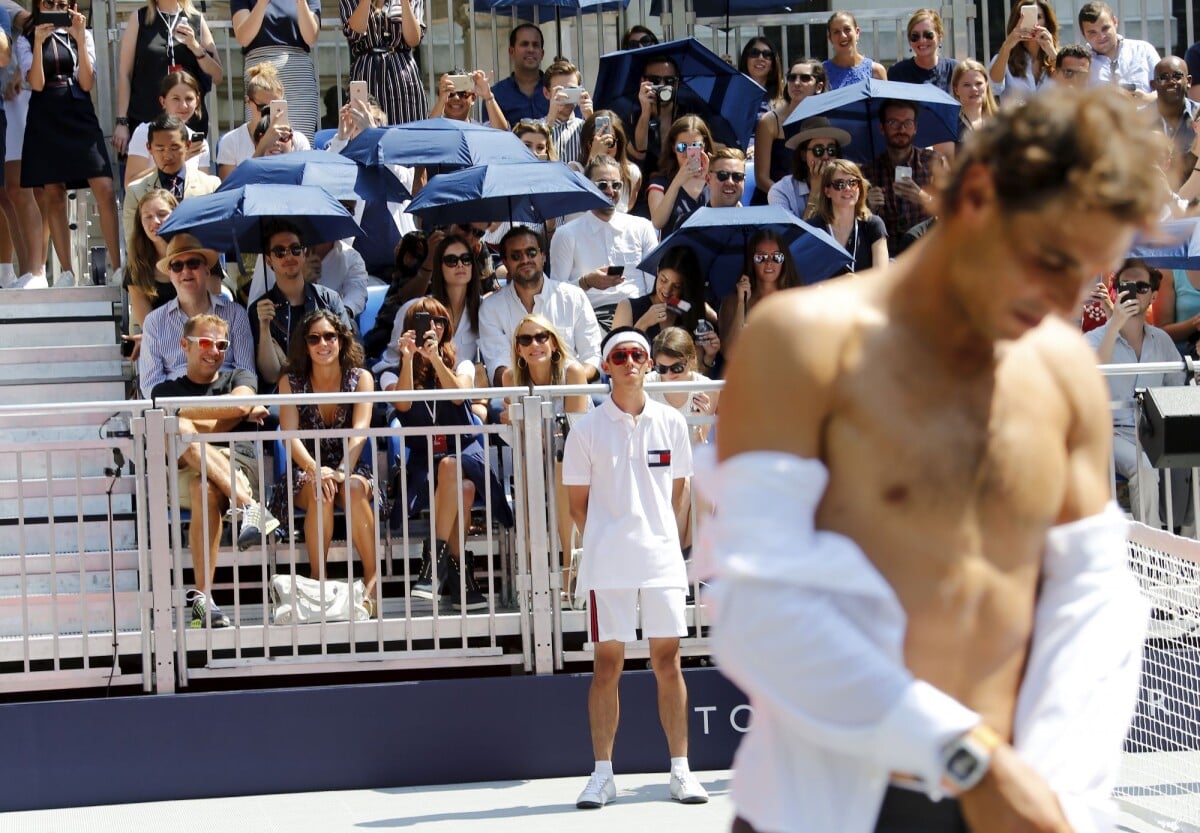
[0,263,15,287]
[110,265,124,288]
[669,770,709,804]
[575,771,616,809]
[15,272,48,289]
[54,270,75,287]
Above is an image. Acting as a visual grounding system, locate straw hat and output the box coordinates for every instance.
[785,116,853,150]
[156,233,219,276]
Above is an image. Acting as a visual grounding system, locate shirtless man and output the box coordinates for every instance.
[704,87,1162,833]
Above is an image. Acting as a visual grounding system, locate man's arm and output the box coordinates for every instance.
[566,485,589,537]
[477,295,509,386]
[570,289,602,380]
[337,247,370,316]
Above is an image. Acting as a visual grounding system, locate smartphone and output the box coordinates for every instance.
[1117,283,1137,304]
[269,99,290,128]
[188,130,207,144]
[686,146,704,174]
[448,74,473,93]
[560,86,583,104]
[894,165,913,183]
[595,115,612,137]
[349,80,369,105]
[1019,3,1038,31]
[413,311,432,339]
[42,10,72,26]
[607,265,625,276]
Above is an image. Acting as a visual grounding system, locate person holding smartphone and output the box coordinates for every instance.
[339,0,426,125]
[646,115,714,234]
[230,0,322,143]
[862,100,943,257]
[570,111,641,215]
[988,0,1059,103]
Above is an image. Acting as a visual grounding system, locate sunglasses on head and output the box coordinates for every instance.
[441,252,472,267]
[675,140,705,154]
[507,247,541,261]
[269,243,305,258]
[168,256,207,273]
[753,251,786,264]
[909,30,937,41]
[185,335,229,351]
[787,72,815,83]
[713,170,745,183]
[305,331,340,345]
[655,360,687,374]
[593,179,623,192]
[516,331,552,347]
[808,143,839,158]
[644,74,678,86]
[829,178,860,191]
[607,347,647,365]
[747,47,774,59]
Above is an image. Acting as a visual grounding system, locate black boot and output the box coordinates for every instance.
[411,539,449,600]
[448,550,487,611]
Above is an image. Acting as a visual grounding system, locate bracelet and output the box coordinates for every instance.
[192,49,207,59]
[115,116,129,126]
[482,95,495,102]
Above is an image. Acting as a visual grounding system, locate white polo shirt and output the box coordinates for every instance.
[561,396,692,592]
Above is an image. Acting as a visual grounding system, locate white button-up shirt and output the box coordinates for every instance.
[548,211,659,309]
[1084,320,1184,428]
[478,277,602,382]
[140,294,256,398]
[1087,36,1161,92]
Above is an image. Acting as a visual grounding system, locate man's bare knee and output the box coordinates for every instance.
[649,638,681,675]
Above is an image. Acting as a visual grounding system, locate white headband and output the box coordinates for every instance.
[602,332,651,363]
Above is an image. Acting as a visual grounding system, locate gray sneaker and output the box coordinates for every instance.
[187,590,230,628]
[235,502,280,551]
[576,771,616,809]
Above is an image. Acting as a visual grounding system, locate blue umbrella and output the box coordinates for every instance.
[156,184,363,254]
[218,150,388,202]
[783,78,961,164]
[593,37,765,151]
[341,119,536,200]
[1129,219,1200,270]
[637,205,852,299]
[483,0,629,57]
[404,160,611,226]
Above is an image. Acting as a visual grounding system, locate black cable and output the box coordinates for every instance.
[104,449,124,696]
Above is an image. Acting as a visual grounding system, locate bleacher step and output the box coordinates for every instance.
[0,569,139,599]
[0,591,142,637]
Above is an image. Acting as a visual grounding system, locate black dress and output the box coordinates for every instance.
[21,31,113,188]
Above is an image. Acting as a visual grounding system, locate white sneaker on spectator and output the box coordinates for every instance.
[54,270,75,287]
[110,265,123,288]
[0,263,15,287]
[669,770,709,804]
[575,771,616,809]
[15,272,48,289]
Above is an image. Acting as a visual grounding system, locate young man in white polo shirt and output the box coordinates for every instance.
[562,326,709,810]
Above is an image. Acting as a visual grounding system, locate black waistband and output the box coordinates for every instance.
[353,45,393,58]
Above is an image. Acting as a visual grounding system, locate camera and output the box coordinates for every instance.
[560,86,583,104]
[652,84,674,105]
[1117,282,1137,304]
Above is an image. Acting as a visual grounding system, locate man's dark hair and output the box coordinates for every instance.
[1077,1,1112,27]
[509,22,543,50]
[263,219,304,251]
[878,99,918,125]
[1055,43,1092,68]
[584,154,621,178]
[602,325,645,354]
[642,56,679,79]
[147,112,187,144]
[1116,258,1163,291]
[499,225,546,258]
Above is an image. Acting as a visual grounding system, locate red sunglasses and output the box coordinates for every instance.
[607,348,647,365]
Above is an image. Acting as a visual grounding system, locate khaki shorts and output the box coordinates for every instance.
[177,445,258,510]
[587,587,687,644]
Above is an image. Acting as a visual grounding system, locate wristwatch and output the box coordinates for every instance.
[941,724,1002,794]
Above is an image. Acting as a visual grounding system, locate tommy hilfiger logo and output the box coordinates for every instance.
[647,449,671,467]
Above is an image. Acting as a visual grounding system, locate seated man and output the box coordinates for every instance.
[247,220,353,389]
[1085,259,1185,526]
[706,147,747,208]
[429,68,508,131]
[544,58,591,164]
[152,313,277,628]
[862,99,941,257]
[1079,0,1159,95]
[306,241,370,319]
[123,113,221,258]
[549,156,658,331]
[1052,44,1092,88]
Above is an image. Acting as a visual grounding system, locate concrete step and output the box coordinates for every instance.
[0,381,131,406]
[0,285,121,320]
[0,549,141,578]
[0,568,139,599]
[0,518,139,557]
[0,590,142,637]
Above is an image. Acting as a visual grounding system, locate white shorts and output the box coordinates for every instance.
[587,587,687,644]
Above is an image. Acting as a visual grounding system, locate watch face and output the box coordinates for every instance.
[947,748,979,780]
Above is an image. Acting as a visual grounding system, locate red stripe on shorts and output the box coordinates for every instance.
[589,590,598,642]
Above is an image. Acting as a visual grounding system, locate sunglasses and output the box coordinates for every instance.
[644,74,678,86]
[753,251,786,264]
[1119,281,1153,295]
[787,72,815,83]
[506,247,541,261]
[269,243,305,258]
[908,30,937,41]
[607,347,647,365]
[675,140,705,153]
[713,170,746,183]
[168,256,207,273]
[829,178,860,191]
[630,36,656,47]
[808,143,839,158]
[41,0,70,8]
[441,253,472,267]
[1156,71,1186,83]
[447,90,474,100]
[185,335,229,351]
[884,118,917,130]
[418,315,451,330]
[305,331,340,345]
[457,225,487,239]
[592,179,623,192]
[516,331,552,347]
[655,361,687,375]
[747,47,774,59]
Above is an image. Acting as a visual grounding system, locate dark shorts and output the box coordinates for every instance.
[731,786,966,833]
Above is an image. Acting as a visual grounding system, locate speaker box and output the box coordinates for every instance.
[1138,387,1200,468]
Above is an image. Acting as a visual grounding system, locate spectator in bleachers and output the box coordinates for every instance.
[231,0,322,144]
[807,160,889,275]
[123,113,220,258]
[1187,40,1200,101]
[888,9,957,93]
[719,229,801,357]
[429,68,508,131]
[766,116,847,219]
[362,229,425,358]
[112,0,221,161]
[648,115,714,234]
[752,58,825,206]
[18,0,121,287]
[125,189,179,357]
[1051,44,1092,89]
[215,62,311,180]
[738,36,783,116]
[862,100,941,257]
[1078,1,1159,95]
[513,118,553,161]
[249,111,300,157]
[305,240,370,318]
[1150,260,1200,356]
[151,313,276,629]
[124,71,211,187]
[544,60,589,165]
[988,0,1058,103]
[138,233,255,397]
[705,147,746,208]
[248,220,352,388]
[480,227,601,386]
[276,309,380,611]
[621,25,656,50]
[572,111,640,214]
[612,246,711,346]
[1085,260,1184,526]
[489,23,546,126]
[950,59,996,145]
[1151,56,1197,191]
[626,54,687,206]
[550,155,658,331]
[823,11,887,89]
[339,0,426,125]
[385,298,510,611]
[0,4,46,290]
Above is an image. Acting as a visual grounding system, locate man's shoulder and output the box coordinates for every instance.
[143,297,180,328]
[128,168,159,194]
[740,281,863,374]
[188,169,222,192]
[214,294,251,323]
[1020,316,1106,380]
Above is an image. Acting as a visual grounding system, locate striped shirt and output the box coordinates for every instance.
[551,115,584,166]
[139,294,257,397]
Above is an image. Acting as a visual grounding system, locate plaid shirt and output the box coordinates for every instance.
[862,147,941,256]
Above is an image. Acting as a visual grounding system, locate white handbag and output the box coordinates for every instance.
[270,574,370,624]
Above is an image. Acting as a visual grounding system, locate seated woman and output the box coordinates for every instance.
[611,246,714,345]
[124,188,178,359]
[719,229,802,357]
[806,159,889,275]
[124,70,212,187]
[647,115,715,235]
[276,310,380,614]
[384,298,511,611]
[500,314,588,597]
[767,117,850,219]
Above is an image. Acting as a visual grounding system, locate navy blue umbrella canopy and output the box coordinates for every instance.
[592,37,765,151]
[405,160,611,226]
[218,150,386,202]
[1129,219,1200,270]
[783,78,962,163]
[637,205,852,299]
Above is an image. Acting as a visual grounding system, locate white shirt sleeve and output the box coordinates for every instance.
[570,289,602,373]
[478,293,511,383]
[328,244,369,315]
[548,221,578,283]
[560,416,591,486]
